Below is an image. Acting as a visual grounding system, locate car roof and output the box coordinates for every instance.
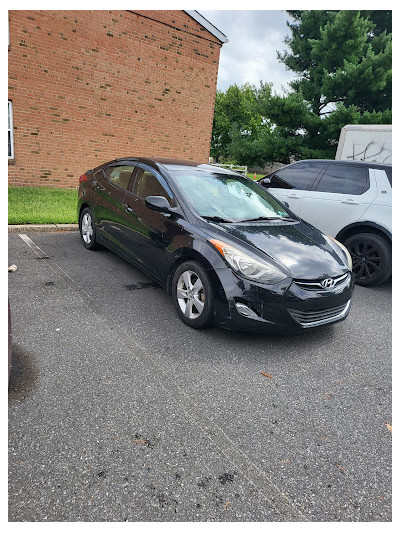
[105,157,243,176]
[278,159,392,170]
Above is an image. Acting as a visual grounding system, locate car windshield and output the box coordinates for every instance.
[170,170,291,222]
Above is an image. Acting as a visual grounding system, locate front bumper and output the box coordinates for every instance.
[212,268,355,334]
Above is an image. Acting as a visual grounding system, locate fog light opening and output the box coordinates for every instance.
[235,302,259,319]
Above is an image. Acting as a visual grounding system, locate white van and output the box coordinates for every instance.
[336,124,392,164]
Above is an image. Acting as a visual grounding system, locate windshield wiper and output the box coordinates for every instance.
[202,215,234,223]
[237,216,290,222]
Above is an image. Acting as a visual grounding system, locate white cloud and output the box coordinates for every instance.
[200,10,296,94]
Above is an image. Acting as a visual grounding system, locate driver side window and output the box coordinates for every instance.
[132,167,173,206]
[269,162,323,190]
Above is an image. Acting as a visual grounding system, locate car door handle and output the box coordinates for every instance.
[92,180,105,191]
[122,203,133,213]
[342,199,359,205]
[287,194,301,199]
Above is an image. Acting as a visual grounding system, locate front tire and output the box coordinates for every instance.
[172,261,214,328]
[79,207,99,250]
[344,232,391,287]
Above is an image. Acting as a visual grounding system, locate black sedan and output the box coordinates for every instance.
[77,157,355,333]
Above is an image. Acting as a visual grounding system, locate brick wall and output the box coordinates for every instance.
[8,10,222,188]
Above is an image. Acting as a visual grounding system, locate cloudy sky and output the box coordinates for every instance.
[199,10,296,95]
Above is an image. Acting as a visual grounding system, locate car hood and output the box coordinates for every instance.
[209,220,347,280]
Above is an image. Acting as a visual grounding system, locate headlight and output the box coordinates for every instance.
[325,236,353,271]
[209,239,287,284]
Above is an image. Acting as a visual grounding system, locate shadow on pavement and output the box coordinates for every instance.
[8,344,38,402]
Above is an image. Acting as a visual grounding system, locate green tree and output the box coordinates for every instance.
[279,10,391,114]
[266,10,392,160]
[211,10,391,164]
[211,83,273,165]
[360,10,392,36]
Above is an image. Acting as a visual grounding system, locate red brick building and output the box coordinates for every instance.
[8,10,227,188]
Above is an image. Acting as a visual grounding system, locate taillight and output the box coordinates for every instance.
[79,174,88,183]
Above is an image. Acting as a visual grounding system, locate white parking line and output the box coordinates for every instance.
[18,233,91,299]
[18,233,47,257]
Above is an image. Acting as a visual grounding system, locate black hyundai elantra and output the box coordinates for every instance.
[78,157,355,332]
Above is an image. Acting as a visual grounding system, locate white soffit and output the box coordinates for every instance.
[184,10,228,43]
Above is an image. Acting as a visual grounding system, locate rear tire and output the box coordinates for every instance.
[344,232,391,287]
[172,261,214,328]
[79,207,99,250]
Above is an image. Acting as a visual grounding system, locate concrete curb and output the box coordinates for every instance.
[8,224,79,233]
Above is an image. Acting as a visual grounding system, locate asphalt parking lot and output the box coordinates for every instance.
[8,231,392,522]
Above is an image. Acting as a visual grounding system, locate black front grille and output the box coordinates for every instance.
[288,301,350,327]
[294,273,350,292]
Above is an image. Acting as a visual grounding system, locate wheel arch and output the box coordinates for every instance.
[336,222,392,247]
[78,202,92,221]
[166,247,228,306]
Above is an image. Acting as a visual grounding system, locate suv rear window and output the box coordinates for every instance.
[315,164,369,195]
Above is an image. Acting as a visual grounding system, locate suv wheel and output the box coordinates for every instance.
[172,261,214,328]
[344,233,391,287]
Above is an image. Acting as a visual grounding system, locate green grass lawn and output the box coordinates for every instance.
[8,187,78,224]
[247,172,262,180]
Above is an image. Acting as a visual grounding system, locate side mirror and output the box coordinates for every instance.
[145,195,175,214]
[283,201,289,208]
[260,177,271,187]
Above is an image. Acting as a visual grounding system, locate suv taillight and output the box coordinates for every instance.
[79,174,88,183]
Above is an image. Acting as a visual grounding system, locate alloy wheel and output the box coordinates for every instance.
[348,238,382,282]
[81,212,93,244]
[176,270,205,319]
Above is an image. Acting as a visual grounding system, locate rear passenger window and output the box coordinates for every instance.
[104,165,135,191]
[316,165,369,195]
[269,162,323,190]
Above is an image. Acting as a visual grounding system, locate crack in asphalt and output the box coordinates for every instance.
[17,233,309,521]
